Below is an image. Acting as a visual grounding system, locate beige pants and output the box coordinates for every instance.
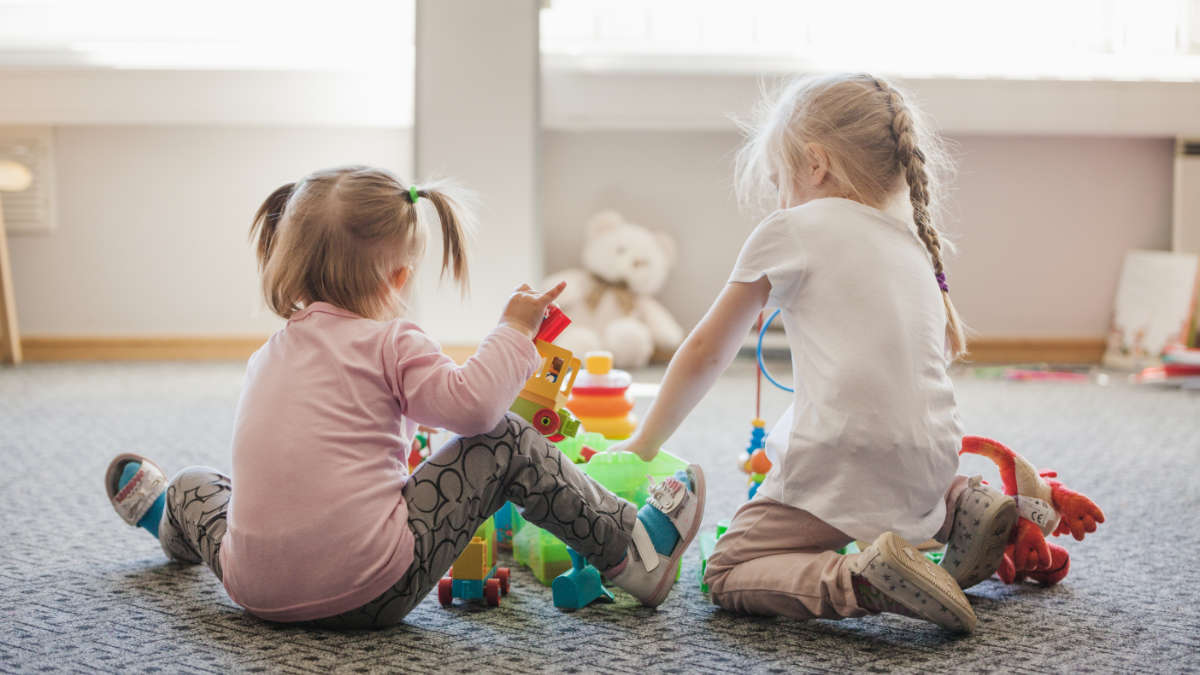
[703,475,969,620]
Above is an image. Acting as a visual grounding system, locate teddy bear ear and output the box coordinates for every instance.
[655,231,677,265]
[586,210,625,237]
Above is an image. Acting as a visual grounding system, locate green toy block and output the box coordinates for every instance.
[474,515,495,551]
[512,521,572,586]
[583,447,688,506]
[698,518,731,592]
[697,531,717,593]
[505,440,690,589]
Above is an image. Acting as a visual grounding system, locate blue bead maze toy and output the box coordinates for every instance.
[551,548,614,610]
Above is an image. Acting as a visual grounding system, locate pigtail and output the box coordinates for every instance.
[409,183,473,292]
[873,78,968,360]
[250,182,295,272]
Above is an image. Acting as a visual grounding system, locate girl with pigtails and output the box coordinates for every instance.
[610,74,1016,633]
[104,166,705,627]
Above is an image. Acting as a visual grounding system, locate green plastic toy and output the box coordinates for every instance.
[512,519,574,584]
[507,442,691,587]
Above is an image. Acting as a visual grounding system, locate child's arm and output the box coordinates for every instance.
[613,276,770,461]
[394,283,565,437]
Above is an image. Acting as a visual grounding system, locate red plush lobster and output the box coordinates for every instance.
[960,436,1105,585]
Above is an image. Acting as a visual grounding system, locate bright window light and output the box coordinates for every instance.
[0,0,413,71]
[541,0,1200,81]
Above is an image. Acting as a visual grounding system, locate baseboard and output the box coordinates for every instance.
[963,337,1106,364]
[19,335,482,364]
[20,335,272,361]
[18,334,1108,365]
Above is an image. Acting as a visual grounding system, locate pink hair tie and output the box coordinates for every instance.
[936,272,949,293]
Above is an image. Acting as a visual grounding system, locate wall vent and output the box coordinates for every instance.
[0,127,57,235]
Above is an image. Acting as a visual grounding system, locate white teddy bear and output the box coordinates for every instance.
[543,211,684,370]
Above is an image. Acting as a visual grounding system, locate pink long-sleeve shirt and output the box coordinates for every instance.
[218,302,539,622]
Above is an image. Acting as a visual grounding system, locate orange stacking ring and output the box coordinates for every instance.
[567,392,634,417]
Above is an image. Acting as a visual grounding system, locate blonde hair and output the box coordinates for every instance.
[250,166,472,320]
[736,73,967,359]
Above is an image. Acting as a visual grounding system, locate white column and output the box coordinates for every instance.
[412,0,541,344]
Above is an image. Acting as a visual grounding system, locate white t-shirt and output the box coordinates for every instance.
[730,197,962,543]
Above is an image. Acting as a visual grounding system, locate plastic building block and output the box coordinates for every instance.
[510,397,581,440]
[505,437,688,591]
[512,521,573,585]
[494,501,523,550]
[583,447,688,506]
[440,520,510,607]
[452,535,491,581]
[567,351,637,440]
[697,532,717,593]
[439,565,510,607]
[552,548,614,610]
[536,305,571,343]
[510,306,582,440]
[555,431,611,464]
[697,518,731,592]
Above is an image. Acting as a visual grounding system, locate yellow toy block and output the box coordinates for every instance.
[452,536,490,581]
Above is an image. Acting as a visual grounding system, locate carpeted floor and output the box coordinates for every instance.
[2,359,1198,673]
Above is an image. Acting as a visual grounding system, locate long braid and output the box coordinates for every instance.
[872,77,967,358]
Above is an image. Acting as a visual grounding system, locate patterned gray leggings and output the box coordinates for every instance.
[160,412,637,628]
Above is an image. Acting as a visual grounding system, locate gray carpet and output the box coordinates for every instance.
[2,359,1198,673]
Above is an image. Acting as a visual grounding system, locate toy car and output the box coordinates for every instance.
[438,532,511,607]
[509,306,582,441]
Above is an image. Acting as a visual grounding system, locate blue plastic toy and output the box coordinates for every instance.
[552,548,613,610]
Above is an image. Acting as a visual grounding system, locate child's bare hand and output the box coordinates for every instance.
[500,281,567,337]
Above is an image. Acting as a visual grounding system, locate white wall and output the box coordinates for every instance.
[542,130,1174,336]
[10,125,411,334]
[412,0,541,344]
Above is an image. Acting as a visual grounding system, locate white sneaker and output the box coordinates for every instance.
[610,464,706,607]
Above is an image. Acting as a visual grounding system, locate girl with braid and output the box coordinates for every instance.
[104,166,704,627]
[611,74,1016,633]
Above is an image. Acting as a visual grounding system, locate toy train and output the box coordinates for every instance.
[508,305,582,441]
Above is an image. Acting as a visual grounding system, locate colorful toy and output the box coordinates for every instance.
[494,501,524,551]
[696,519,730,593]
[512,520,575,585]
[583,445,688,507]
[509,305,582,441]
[733,311,784,499]
[960,436,1105,585]
[406,426,436,472]
[566,351,637,439]
[554,430,610,464]
[552,548,614,610]
[509,439,689,587]
[439,518,511,607]
[737,419,771,499]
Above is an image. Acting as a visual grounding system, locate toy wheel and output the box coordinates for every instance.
[438,577,453,606]
[531,408,560,435]
[497,567,510,594]
[485,578,502,606]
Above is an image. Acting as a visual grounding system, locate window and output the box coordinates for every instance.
[0,0,413,71]
[541,0,1200,81]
